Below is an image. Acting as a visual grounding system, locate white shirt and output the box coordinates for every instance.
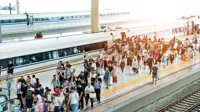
[85,86,95,94]
[16,82,22,94]
[53,97,61,106]
[31,78,36,86]
[70,92,79,104]
[37,95,42,102]
[100,53,103,59]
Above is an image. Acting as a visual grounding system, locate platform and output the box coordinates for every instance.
[2,19,185,43]
[1,15,136,35]
[0,34,199,112]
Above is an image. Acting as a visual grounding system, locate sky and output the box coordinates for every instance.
[0,0,200,19]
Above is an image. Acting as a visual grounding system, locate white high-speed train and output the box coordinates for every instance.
[0,20,187,74]
[0,10,130,25]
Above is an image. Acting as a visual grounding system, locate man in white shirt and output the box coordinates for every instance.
[70,87,79,112]
[52,94,61,112]
[31,75,36,87]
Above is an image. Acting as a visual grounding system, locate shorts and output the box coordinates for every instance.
[152,73,157,79]
[26,99,33,108]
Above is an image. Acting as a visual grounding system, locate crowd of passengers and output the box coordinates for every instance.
[2,34,200,112]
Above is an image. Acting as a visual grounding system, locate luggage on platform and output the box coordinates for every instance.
[113,75,118,83]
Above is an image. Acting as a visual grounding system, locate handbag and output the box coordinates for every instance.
[89,92,96,98]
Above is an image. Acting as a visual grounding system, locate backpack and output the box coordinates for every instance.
[26,90,33,100]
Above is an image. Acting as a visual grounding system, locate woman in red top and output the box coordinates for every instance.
[54,86,61,96]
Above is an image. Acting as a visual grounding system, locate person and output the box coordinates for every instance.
[26,85,34,112]
[132,57,139,75]
[104,67,110,89]
[7,73,13,90]
[70,87,79,112]
[31,75,36,87]
[85,82,95,108]
[16,79,23,109]
[60,94,70,112]
[54,86,61,96]
[52,94,61,112]
[77,83,84,110]
[66,61,71,68]
[21,82,28,109]
[46,89,54,112]
[7,61,14,75]
[59,73,65,88]
[19,76,26,84]
[77,71,85,81]
[65,66,71,81]
[26,76,31,85]
[35,78,40,87]
[152,63,159,84]
[143,52,149,70]
[120,59,125,73]
[94,76,101,103]
[147,55,154,74]
[0,66,2,76]
[51,75,60,90]
[84,68,89,83]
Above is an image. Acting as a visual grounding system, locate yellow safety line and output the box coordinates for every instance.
[101,55,200,96]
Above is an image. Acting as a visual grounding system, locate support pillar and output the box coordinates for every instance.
[0,26,2,43]
[91,0,100,33]
[16,0,20,14]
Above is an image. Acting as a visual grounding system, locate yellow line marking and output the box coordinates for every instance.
[101,55,200,96]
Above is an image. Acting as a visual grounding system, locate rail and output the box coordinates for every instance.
[157,87,200,112]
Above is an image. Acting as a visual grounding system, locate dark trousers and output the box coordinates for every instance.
[54,106,60,112]
[17,94,23,108]
[86,94,94,107]
[59,80,64,87]
[120,67,124,73]
[95,89,101,102]
[149,65,152,74]
[79,97,84,109]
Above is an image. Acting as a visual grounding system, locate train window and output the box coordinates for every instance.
[71,16,73,19]
[65,48,73,56]
[59,49,65,57]
[30,53,42,63]
[34,18,39,21]
[14,56,28,66]
[72,47,79,54]
[10,19,15,23]
[60,17,64,20]
[3,20,10,23]
[52,51,59,59]
[42,52,52,60]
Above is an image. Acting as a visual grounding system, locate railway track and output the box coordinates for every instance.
[158,88,200,112]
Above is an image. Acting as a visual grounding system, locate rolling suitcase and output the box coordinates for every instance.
[113,75,118,83]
